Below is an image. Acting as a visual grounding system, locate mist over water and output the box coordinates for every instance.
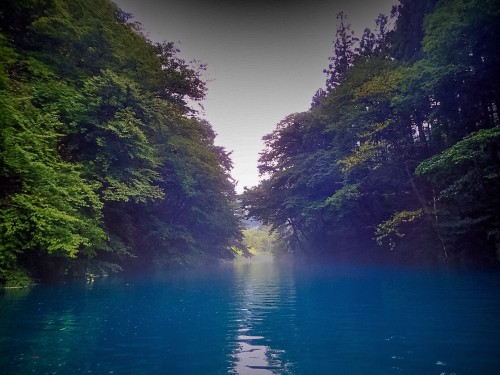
[1,258,500,374]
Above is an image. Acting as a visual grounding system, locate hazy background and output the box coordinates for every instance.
[113,0,397,192]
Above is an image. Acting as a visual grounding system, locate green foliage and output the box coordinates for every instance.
[1,268,33,288]
[0,35,16,88]
[416,126,500,180]
[416,127,500,258]
[339,140,388,173]
[151,117,242,263]
[375,209,425,250]
[77,70,164,203]
[242,227,277,255]
[321,184,360,213]
[389,0,439,62]
[0,94,106,281]
[243,0,500,264]
[0,0,242,285]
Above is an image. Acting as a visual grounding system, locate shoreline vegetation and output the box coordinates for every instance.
[242,0,500,268]
[0,0,246,288]
[1,0,499,287]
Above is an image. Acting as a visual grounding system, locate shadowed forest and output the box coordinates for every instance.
[0,0,246,286]
[242,0,500,265]
[1,0,499,287]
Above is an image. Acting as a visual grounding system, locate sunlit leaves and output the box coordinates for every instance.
[416,126,500,181]
[339,140,388,174]
[0,106,106,276]
[375,209,425,250]
[321,184,360,213]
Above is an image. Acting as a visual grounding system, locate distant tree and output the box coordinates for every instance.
[242,226,277,254]
[374,13,391,57]
[311,88,326,108]
[324,11,359,92]
[356,13,391,59]
[357,27,376,58]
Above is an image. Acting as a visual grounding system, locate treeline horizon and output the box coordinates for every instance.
[0,0,247,287]
[1,0,499,287]
[242,0,500,265]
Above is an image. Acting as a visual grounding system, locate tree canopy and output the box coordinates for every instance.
[0,0,244,286]
[2,0,499,286]
[242,0,500,265]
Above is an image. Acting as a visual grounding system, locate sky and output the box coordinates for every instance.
[113,0,397,193]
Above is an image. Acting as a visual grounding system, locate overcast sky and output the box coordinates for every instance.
[113,0,397,192]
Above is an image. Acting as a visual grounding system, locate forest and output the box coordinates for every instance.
[0,0,246,287]
[242,0,500,265]
[1,0,499,287]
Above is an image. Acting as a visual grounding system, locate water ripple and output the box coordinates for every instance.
[1,260,500,374]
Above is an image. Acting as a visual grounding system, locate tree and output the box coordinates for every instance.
[324,11,359,92]
[244,0,500,264]
[0,85,106,285]
[0,0,242,285]
[416,126,500,261]
[389,0,438,62]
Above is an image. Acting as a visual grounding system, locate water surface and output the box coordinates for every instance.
[1,259,500,374]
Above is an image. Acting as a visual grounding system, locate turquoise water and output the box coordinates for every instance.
[1,259,500,374]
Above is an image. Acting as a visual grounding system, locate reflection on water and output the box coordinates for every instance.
[230,259,296,374]
[234,339,274,375]
[1,259,500,374]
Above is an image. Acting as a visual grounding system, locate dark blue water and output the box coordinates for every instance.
[1,259,500,374]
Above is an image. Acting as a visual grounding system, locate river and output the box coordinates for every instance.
[1,257,500,374]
